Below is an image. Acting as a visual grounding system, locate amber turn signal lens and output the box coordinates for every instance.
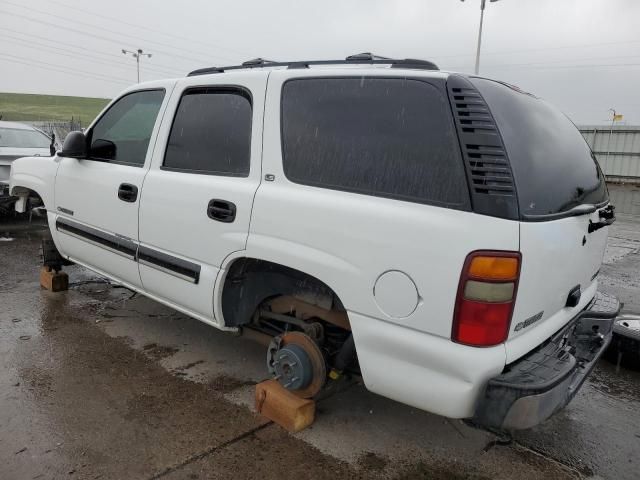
[468,256,519,281]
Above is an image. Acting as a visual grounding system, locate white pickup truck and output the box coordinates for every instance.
[9,55,620,430]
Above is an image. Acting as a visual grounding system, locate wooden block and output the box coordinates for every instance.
[40,266,69,292]
[255,379,315,433]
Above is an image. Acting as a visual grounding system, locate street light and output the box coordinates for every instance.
[461,0,500,75]
[122,48,152,83]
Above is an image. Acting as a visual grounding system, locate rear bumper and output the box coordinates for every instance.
[473,292,620,430]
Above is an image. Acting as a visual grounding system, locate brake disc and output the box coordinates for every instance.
[267,331,326,398]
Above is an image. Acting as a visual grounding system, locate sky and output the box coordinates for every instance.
[0,0,639,125]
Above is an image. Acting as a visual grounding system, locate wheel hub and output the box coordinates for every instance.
[267,331,326,398]
[271,344,313,390]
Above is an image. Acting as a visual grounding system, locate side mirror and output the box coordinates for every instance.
[89,139,117,160]
[60,131,87,158]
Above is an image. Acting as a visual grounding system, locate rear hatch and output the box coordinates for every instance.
[469,77,612,363]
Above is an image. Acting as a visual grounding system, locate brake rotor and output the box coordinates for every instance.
[267,331,326,398]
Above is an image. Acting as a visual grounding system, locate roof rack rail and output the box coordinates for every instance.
[241,58,276,67]
[187,53,439,77]
[345,52,391,61]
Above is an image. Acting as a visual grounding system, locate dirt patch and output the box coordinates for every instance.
[19,366,53,399]
[357,451,389,472]
[3,290,264,479]
[143,342,180,360]
[160,423,361,480]
[511,446,584,479]
[209,374,255,393]
[176,360,206,371]
[394,461,492,480]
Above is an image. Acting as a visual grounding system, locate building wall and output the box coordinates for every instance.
[580,126,640,182]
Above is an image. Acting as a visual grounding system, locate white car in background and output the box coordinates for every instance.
[0,121,54,211]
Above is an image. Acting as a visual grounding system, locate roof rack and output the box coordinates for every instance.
[187,52,439,77]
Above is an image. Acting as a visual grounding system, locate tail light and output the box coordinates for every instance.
[452,251,521,347]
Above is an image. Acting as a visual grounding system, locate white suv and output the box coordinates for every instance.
[9,55,620,430]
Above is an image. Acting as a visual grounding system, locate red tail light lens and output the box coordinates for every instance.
[452,251,521,347]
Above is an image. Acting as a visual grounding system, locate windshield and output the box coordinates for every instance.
[0,127,51,148]
[470,78,608,218]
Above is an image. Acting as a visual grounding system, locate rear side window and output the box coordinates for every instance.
[281,78,469,208]
[470,78,608,218]
[163,88,252,176]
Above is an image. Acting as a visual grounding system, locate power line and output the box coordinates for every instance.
[0,8,232,68]
[446,53,640,71]
[33,0,640,66]
[44,0,257,60]
[1,1,238,64]
[446,62,640,72]
[431,38,640,60]
[492,53,640,68]
[0,34,183,78]
[0,28,185,76]
[0,52,132,83]
[498,63,640,70]
[0,53,130,86]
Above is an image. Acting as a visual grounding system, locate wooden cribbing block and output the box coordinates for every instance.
[255,379,315,433]
[40,266,69,292]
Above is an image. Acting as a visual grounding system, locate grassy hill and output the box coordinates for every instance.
[0,92,110,125]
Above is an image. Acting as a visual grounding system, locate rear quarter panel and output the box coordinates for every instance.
[247,68,521,339]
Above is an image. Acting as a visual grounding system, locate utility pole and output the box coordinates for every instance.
[122,48,152,83]
[461,0,500,75]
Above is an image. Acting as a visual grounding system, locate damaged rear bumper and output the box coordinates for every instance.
[473,292,621,430]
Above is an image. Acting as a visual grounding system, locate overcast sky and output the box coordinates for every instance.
[1,0,639,124]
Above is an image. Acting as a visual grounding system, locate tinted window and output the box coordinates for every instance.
[89,89,165,165]
[281,78,469,207]
[470,78,608,217]
[163,88,252,176]
[0,128,50,148]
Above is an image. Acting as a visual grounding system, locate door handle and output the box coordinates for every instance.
[207,199,236,223]
[118,183,138,203]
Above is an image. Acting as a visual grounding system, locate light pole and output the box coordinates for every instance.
[122,48,152,83]
[461,0,500,75]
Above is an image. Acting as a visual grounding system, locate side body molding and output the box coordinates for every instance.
[55,217,201,284]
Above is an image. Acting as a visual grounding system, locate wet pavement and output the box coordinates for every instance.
[1,202,639,480]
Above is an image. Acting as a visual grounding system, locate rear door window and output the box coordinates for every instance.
[469,78,608,218]
[281,78,470,208]
[163,88,252,176]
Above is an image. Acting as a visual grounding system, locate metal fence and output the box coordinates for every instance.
[580,125,640,183]
[27,119,83,145]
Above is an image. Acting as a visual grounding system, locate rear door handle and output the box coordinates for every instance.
[207,199,236,223]
[118,183,138,203]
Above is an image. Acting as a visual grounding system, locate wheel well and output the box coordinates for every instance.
[221,257,345,328]
[10,187,44,207]
[4,187,44,213]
